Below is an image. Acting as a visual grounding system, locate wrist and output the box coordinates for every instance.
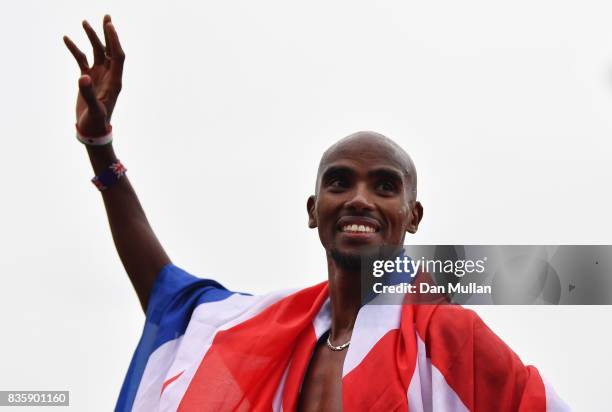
[87,143,118,175]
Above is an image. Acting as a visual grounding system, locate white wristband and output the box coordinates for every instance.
[76,125,113,146]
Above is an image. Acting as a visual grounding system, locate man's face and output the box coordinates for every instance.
[307,136,423,266]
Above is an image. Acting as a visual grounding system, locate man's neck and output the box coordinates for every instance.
[326,256,362,345]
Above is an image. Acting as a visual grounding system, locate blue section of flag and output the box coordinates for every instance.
[115,263,240,411]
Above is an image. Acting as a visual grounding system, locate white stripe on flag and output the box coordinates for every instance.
[131,336,182,411]
[313,298,332,339]
[407,333,468,412]
[543,376,572,412]
[342,304,401,377]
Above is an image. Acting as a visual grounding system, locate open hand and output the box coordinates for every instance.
[64,15,125,137]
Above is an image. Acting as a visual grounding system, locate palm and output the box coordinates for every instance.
[75,65,112,129]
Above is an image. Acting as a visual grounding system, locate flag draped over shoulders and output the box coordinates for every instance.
[115,264,570,412]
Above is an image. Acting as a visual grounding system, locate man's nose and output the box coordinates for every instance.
[345,183,375,211]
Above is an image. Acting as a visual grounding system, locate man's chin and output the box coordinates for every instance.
[330,249,363,272]
[329,246,386,272]
[329,245,404,272]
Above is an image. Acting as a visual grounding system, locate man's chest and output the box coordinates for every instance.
[296,338,347,412]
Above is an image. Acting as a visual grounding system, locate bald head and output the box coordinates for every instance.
[316,131,418,198]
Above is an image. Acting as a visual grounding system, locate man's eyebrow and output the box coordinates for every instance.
[320,165,354,180]
[367,167,404,181]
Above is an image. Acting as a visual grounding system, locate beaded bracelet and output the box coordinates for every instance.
[91,160,127,191]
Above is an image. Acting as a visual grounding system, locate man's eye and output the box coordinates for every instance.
[376,181,397,192]
[329,178,348,189]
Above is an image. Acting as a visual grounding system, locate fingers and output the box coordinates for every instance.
[106,22,125,61]
[82,20,105,65]
[63,36,89,73]
[78,75,104,116]
[103,15,112,57]
[104,20,125,87]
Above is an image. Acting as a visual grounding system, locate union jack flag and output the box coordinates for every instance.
[115,264,571,411]
[110,161,127,177]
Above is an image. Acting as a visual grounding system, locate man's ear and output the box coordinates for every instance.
[307,195,318,228]
[406,201,423,234]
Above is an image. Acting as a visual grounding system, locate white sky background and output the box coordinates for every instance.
[1,0,611,410]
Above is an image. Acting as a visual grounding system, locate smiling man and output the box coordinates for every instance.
[298,131,423,411]
[65,16,569,412]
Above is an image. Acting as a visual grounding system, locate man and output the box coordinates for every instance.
[64,16,570,412]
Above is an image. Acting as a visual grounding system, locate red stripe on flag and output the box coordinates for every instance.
[280,326,318,411]
[413,304,547,412]
[178,282,329,411]
[160,370,184,396]
[342,330,412,412]
[517,366,547,412]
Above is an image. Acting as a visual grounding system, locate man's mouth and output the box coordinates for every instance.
[336,217,381,235]
[341,224,377,233]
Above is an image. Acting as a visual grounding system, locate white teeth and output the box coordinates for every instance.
[342,224,376,233]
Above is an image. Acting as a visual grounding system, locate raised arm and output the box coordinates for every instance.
[64,15,170,312]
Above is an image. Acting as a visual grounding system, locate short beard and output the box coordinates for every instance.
[330,249,363,272]
[330,245,405,273]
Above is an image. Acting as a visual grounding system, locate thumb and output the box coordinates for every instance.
[78,75,104,115]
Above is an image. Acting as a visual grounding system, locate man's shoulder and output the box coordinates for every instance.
[414,303,487,338]
[413,304,531,388]
[415,303,512,351]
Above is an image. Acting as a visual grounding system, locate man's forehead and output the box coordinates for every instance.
[321,147,410,174]
[318,131,416,180]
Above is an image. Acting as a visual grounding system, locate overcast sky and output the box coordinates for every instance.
[1,1,611,410]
